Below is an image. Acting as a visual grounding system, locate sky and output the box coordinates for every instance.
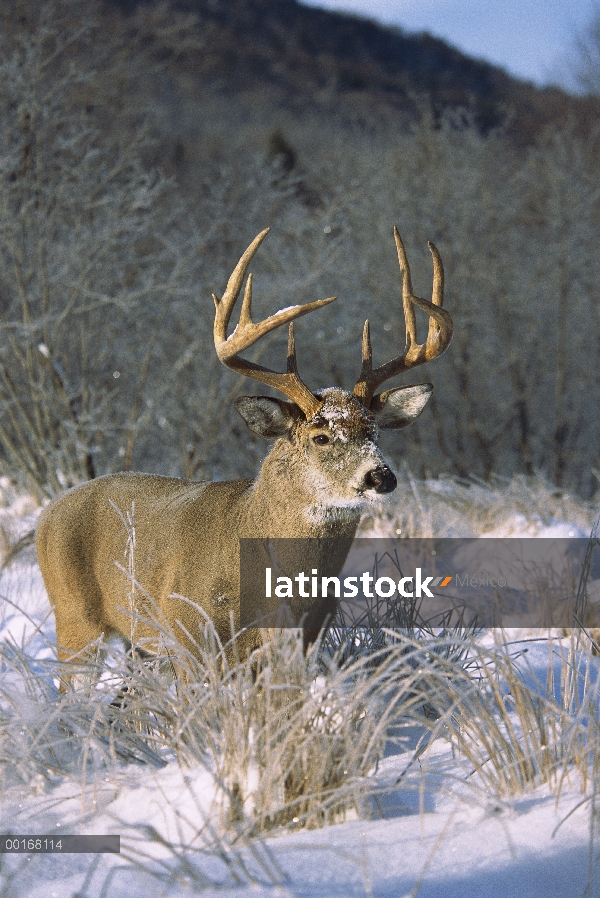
[299,0,598,88]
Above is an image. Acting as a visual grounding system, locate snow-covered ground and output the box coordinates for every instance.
[1,477,599,897]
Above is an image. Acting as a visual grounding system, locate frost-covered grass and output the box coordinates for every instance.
[359,471,596,539]
[1,473,600,896]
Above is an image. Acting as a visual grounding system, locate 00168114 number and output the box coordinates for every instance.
[2,838,63,851]
[0,835,120,853]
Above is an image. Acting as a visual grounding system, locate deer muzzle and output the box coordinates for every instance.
[363,465,397,494]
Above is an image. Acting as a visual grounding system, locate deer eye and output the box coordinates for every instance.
[312,434,330,446]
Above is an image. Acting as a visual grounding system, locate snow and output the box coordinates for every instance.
[1,482,599,897]
[480,513,587,539]
[2,750,597,897]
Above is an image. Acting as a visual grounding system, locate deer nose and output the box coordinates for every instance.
[364,466,397,494]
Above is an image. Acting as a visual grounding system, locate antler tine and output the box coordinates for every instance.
[213,228,269,343]
[395,226,418,353]
[353,228,454,408]
[213,230,337,419]
[352,320,373,404]
[286,322,298,374]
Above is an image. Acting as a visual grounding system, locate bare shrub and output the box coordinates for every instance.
[0,5,200,498]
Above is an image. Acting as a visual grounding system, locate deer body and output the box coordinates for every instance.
[37,388,396,659]
[36,228,453,672]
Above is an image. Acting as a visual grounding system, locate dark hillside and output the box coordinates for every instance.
[104,0,599,140]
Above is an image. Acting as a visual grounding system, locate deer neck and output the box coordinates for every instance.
[239,439,361,539]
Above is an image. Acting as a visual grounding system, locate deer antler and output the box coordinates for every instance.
[353,227,453,408]
[213,228,336,419]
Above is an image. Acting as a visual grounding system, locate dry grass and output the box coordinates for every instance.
[0,478,39,569]
[2,614,600,810]
[415,631,600,799]
[1,607,600,889]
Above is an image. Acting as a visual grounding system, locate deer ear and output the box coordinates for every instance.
[234,396,297,438]
[371,383,433,430]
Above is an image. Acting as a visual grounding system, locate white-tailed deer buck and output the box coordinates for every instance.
[36,227,453,672]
